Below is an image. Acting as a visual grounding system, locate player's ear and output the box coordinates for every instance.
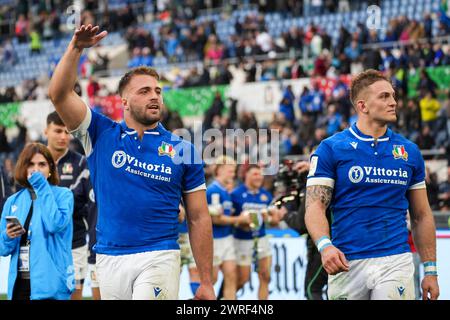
[122,97,129,110]
[356,100,368,114]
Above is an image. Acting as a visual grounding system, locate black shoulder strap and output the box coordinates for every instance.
[20,201,33,245]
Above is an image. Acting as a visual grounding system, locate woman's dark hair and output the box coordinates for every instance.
[14,142,59,188]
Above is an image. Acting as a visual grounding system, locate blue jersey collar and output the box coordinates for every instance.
[243,184,260,195]
[119,121,166,136]
[349,123,392,142]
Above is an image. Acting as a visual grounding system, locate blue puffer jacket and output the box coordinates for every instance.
[0,172,74,300]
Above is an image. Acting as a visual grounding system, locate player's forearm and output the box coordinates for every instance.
[305,202,331,243]
[211,214,237,226]
[411,212,437,262]
[305,185,333,243]
[48,41,83,103]
[188,213,214,285]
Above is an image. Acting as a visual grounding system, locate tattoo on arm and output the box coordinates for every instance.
[306,185,333,209]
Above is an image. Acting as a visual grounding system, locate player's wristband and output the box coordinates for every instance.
[423,261,438,276]
[316,236,333,253]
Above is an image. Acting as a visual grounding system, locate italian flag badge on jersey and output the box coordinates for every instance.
[392,145,408,161]
[158,141,176,158]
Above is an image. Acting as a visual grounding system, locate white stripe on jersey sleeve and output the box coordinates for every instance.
[306,177,335,188]
[183,183,207,194]
[409,181,426,190]
[70,104,93,157]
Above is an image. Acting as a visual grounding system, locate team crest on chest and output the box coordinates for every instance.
[392,145,408,161]
[158,141,176,158]
[62,163,73,174]
[260,194,268,202]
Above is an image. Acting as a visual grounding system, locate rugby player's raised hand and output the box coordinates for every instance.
[72,24,107,50]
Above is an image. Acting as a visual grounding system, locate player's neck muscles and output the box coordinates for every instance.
[355,120,387,140]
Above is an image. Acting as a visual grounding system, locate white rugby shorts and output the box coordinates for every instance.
[213,235,237,266]
[72,244,88,288]
[96,250,180,300]
[328,252,415,300]
[234,236,272,266]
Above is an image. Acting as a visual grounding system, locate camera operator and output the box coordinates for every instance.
[276,160,331,300]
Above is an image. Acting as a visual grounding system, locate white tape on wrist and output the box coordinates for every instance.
[316,236,332,253]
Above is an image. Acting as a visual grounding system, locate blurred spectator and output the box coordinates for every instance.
[306,127,327,153]
[405,98,422,139]
[140,47,153,66]
[283,27,304,53]
[204,91,225,131]
[419,90,441,131]
[313,50,330,77]
[238,111,258,132]
[334,25,351,57]
[1,40,17,68]
[165,30,182,62]
[423,13,433,39]
[417,68,438,96]
[322,104,343,136]
[87,76,101,104]
[297,113,315,148]
[0,163,12,211]
[260,59,277,81]
[15,14,29,43]
[212,62,232,85]
[282,58,306,79]
[279,97,295,125]
[438,166,450,211]
[415,125,435,150]
[29,27,42,54]
[344,40,361,61]
[0,126,12,158]
[299,81,325,120]
[205,34,224,65]
[425,167,440,210]
[128,47,143,68]
[255,27,273,54]
[330,78,351,120]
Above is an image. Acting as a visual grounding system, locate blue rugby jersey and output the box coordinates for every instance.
[206,180,233,238]
[230,184,272,240]
[307,123,426,260]
[72,107,205,255]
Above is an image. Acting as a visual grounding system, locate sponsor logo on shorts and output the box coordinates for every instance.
[154,287,162,298]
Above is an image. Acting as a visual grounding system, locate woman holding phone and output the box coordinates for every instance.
[0,142,74,300]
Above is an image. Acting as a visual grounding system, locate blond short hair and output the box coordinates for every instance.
[350,69,392,107]
[214,156,236,175]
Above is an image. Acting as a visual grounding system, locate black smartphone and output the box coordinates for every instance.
[5,216,22,228]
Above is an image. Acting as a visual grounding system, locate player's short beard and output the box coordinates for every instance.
[129,105,160,126]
